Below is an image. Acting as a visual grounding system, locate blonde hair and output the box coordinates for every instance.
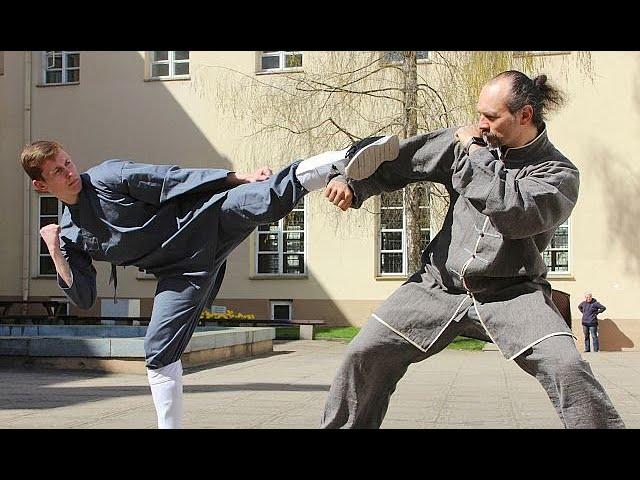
[20,140,64,181]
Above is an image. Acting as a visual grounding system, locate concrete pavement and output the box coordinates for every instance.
[0,340,638,429]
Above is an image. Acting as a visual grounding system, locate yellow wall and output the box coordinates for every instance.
[1,51,638,349]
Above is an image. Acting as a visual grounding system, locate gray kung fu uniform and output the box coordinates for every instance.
[57,159,306,369]
[322,127,625,428]
[345,126,578,359]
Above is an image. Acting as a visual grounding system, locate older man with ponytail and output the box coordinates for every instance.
[320,70,625,429]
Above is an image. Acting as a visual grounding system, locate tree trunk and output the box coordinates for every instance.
[403,51,424,274]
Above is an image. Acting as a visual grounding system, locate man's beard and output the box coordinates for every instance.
[482,132,501,149]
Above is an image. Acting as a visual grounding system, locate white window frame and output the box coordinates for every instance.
[270,300,293,321]
[147,51,190,80]
[544,218,571,275]
[377,185,433,277]
[378,190,407,276]
[41,51,80,85]
[258,51,303,73]
[37,195,63,276]
[255,199,307,276]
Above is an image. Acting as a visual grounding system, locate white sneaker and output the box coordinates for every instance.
[295,134,399,191]
[343,135,399,180]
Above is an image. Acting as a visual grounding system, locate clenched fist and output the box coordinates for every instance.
[324,179,354,211]
[40,223,61,252]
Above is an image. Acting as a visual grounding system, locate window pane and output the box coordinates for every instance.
[40,197,58,215]
[66,69,79,83]
[258,233,278,252]
[174,62,189,75]
[259,222,279,232]
[381,231,402,251]
[40,238,48,253]
[551,226,568,249]
[273,304,290,320]
[261,56,280,70]
[421,230,431,250]
[416,51,430,60]
[258,254,279,273]
[66,53,80,68]
[381,253,403,274]
[40,256,56,275]
[285,53,302,68]
[40,216,58,228]
[556,251,568,270]
[284,232,304,252]
[152,64,169,77]
[174,51,189,61]
[381,190,403,207]
[384,51,404,62]
[380,208,403,229]
[153,51,168,61]
[46,71,62,83]
[284,254,304,274]
[283,210,304,230]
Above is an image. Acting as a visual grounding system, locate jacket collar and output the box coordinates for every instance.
[500,124,553,163]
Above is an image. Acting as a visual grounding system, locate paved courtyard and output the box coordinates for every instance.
[0,340,638,428]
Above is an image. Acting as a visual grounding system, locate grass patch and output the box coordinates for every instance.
[276,327,486,351]
[274,327,300,340]
[447,336,486,351]
[314,327,361,340]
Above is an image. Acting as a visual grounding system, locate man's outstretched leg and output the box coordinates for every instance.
[514,335,625,428]
[215,135,400,257]
[321,315,460,428]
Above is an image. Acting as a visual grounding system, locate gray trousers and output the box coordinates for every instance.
[144,161,306,368]
[320,316,626,429]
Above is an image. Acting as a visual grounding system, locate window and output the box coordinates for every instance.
[149,51,190,79]
[0,51,4,75]
[382,51,430,63]
[260,51,303,71]
[38,195,62,275]
[378,185,432,276]
[270,300,292,321]
[42,51,79,85]
[256,198,306,275]
[543,219,570,273]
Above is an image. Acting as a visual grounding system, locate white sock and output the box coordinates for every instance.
[147,359,183,429]
[295,147,349,191]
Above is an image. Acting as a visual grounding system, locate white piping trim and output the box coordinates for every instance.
[372,313,427,353]
[507,332,578,361]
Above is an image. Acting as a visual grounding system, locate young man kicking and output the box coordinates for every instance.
[20,135,398,428]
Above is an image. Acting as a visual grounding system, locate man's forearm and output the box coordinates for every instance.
[49,247,73,287]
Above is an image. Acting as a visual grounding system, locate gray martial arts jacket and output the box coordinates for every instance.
[57,160,233,309]
[339,125,579,359]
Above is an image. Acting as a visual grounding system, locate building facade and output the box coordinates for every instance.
[1,51,638,350]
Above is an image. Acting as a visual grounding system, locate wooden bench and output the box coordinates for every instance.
[210,319,326,340]
[0,300,67,324]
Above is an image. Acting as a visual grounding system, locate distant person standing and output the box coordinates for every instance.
[578,293,606,352]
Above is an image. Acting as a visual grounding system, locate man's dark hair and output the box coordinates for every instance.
[491,70,566,129]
